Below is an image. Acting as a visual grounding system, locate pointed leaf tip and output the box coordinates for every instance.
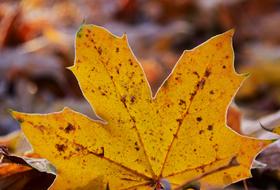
[62,107,72,113]
[6,108,14,114]
[10,111,25,123]
[226,29,235,37]
[66,66,74,71]
[121,33,128,40]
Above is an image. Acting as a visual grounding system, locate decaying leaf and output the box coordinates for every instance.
[0,147,55,190]
[11,25,273,189]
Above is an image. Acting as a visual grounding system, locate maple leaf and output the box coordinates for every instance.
[11,25,272,190]
[0,147,55,189]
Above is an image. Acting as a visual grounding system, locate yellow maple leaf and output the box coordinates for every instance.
[11,25,272,190]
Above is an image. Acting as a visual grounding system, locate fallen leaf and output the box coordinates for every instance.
[0,147,55,190]
[0,163,55,190]
[11,25,272,189]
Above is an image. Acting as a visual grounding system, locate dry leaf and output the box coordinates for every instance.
[0,147,55,190]
[11,25,272,190]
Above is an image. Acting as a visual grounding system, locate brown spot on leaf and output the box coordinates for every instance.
[128,59,133,66]
[121,95,126,104]
[199,130,204,135]
[65,123,75,133]
[193,71,199,78]
[97,47,102,55]
[56,144,67,152]
[179,99,186,107]
[176,119,183,125]
[197,78,206,89]
[116,47,119,53]
[75,146,82,152]
[208,125,213,131]
[34,125,46,133]
[196,117,202,122]
[97,147,104,157]
[134,142,140,151]
[189,91,197,101]
[130,96,136,103]
[213,144,219,152]
[204,69,211,78]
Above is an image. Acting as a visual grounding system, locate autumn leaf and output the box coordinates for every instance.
[11,25,272,190]
[0,147,55,190]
